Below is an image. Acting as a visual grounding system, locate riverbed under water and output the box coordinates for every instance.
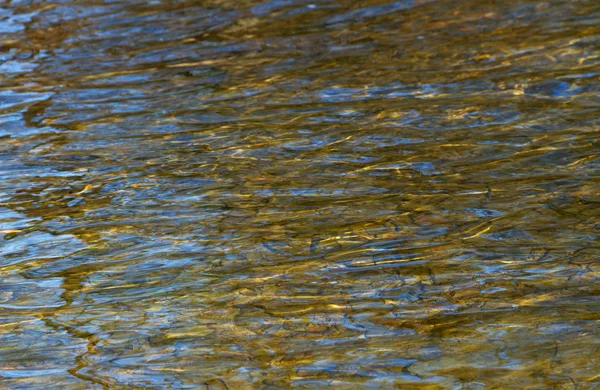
[1,0,599,388]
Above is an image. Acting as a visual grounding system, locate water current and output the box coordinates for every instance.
[1,0,599,388]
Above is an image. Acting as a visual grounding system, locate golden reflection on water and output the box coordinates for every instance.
[1,0,599,388]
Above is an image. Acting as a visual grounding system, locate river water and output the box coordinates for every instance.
[1,0,599,388]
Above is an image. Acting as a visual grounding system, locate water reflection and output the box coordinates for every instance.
[1,0,599,388]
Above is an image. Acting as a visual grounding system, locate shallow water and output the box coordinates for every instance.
[1,0,599,388]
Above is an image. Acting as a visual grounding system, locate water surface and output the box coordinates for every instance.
[1,0,599,388]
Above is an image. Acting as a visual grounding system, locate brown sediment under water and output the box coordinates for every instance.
[0,0,599,388]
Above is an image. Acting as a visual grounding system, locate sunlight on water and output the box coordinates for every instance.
[1,0,599,388]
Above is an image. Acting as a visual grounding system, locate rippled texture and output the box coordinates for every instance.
[1,0,599,388]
